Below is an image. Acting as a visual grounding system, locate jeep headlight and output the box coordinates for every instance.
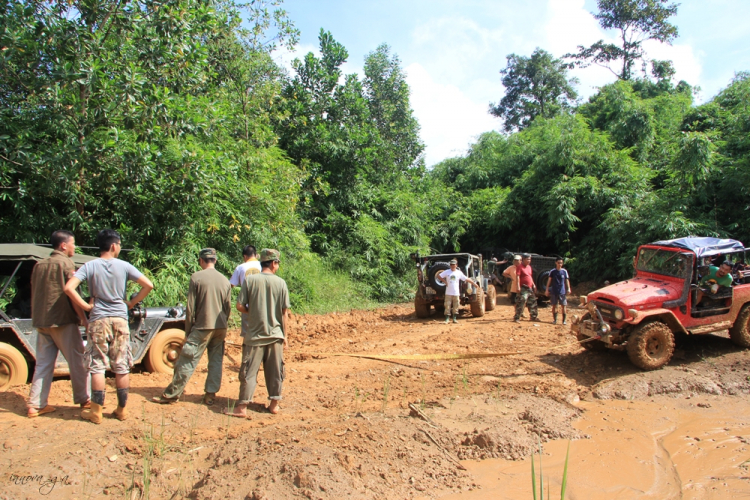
[613,308,624,320]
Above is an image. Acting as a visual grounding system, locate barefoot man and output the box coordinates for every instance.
[226,249,290,417]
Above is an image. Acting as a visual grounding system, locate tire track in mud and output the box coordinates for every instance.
[648,423,684,500]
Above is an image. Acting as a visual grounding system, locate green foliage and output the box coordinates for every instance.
[490,48,579,132]
[2,0,749,310]
[436,67,750,286]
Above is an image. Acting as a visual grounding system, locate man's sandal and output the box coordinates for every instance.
[202,393,217,406]
[27,405,56,418]
[151,395,179,405]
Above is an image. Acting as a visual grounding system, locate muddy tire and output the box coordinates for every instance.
[485,285,496,311]
[414,296,430,318]
[729,304,750,348]
[626,322,675,371]
[144,328,186,374]
[0,343,29,391]
[470,289,485,317]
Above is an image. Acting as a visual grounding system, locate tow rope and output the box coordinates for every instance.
[293,336,602,362]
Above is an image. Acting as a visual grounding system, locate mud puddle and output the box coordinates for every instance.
[442,394,750,499]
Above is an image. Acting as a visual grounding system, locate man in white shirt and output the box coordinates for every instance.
[230,245,262,287]
[437,259,478,324]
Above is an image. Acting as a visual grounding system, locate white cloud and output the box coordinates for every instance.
[405,62,501,167]
[411,16,506,86]
[642,39,702,89]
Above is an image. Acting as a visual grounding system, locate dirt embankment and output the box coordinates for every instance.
[2,298,750,499]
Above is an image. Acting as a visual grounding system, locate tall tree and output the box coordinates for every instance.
[363,44,424,174]
[489,48,578,132]
[566,0,679,81]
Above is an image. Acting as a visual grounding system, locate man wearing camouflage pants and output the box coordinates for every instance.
[514,254,538,322]
[65,229,153,423]
[152,248,232,406]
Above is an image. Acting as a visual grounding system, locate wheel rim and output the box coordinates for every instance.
[161,341,182,368]
[646,336,664,358]
[0,360,10,388]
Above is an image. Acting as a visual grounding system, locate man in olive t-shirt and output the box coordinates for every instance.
[225,248,290,418]
[152,248,231,405]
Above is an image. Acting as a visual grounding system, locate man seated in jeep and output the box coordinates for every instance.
[695,260,733,306]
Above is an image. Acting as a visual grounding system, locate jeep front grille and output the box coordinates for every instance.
[592,301,624,321]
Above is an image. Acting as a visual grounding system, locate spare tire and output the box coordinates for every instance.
[537,270,551,294]
[427,262,451,291]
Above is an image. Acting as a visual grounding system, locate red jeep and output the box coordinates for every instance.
[571,237,750,370]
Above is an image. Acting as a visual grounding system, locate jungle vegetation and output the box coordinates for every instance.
[1,0,749,312]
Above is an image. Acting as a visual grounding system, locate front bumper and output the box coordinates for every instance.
[571,302,626,348]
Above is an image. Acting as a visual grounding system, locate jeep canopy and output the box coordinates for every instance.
[0,244,97,267]
[650,237,745,258]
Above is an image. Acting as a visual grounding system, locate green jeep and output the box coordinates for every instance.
[0,244,187,390]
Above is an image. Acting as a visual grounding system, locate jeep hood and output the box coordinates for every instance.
[588,277,682,308]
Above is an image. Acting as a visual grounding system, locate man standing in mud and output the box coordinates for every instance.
[502,255,522,303]
[437,258,479,324]
[64,229,153,423]
[513,254,538,323]
[226,249,290,418]
[152,248,231,406]
[27,230,90,418]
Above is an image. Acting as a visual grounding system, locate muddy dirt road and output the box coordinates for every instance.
[2,298,750,499]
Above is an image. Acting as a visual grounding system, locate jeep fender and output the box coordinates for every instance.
[624,309,687,335]
[0,323,35,360]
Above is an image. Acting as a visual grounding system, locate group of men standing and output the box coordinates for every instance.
[501,254,571,325]
[26,231,290,422]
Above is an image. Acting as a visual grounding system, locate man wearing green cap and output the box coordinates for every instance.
[152,248,232,405]
[225,248,290,417]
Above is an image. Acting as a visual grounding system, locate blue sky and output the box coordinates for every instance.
[275,0,750,166]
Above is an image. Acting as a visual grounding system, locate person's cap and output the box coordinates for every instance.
[521,253,531,259]
[199,248,217,260]
[260,248,281,262]
[513,255,522,261]
[449,259,458,265]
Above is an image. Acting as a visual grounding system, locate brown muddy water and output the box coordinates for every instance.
[439,395,750,499]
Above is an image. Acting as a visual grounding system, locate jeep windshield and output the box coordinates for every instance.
[636,247,690,278]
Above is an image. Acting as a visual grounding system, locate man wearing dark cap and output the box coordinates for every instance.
[226,248,290,417]
[27,230,90,417]
[152,248,232,405]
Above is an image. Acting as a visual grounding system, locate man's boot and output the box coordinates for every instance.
[81,402,103,424]
[452,315,458,324]
[562,314,567,325]
[552,313,558,325]
[444,315,450,324]
[113,406,127,421]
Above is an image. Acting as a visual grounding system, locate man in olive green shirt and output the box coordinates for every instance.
[152,248,231,405]
[225,248,290,417]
